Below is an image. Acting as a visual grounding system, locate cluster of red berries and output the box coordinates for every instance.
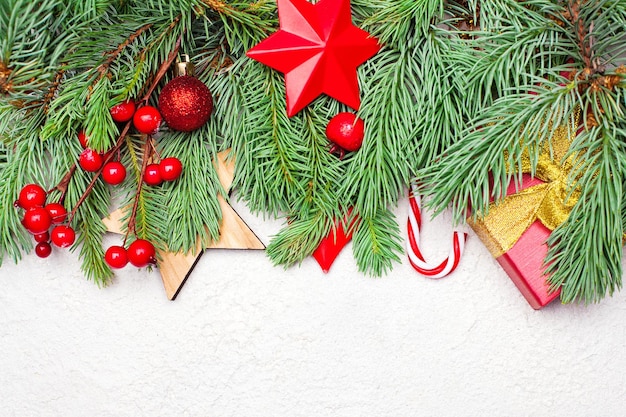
[102,101,176,269]
[104,239,156,269]
[15,184,75,258]
[78,131,129,185]
[118,102,184,185]
[143,157,183,185]
[34,101,179,269]
[110,100,163,134]
[78,132,131,185]
[80,102,183,184]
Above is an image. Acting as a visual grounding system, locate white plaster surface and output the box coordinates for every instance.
[1,195,626,416]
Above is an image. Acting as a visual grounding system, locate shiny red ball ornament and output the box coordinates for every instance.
[17,183,47,209]
[45,203,68,224]
[35,242,52,258]
[127,239,156,268]
[34,231,50,243]
[133,105,162,134]
[104,245,129,269]
[143,163,163,186]
[110,100,136,123]
[22,207,52,234]
[50,225,76,248]
[102,161,127,185]
[78,131,89,148]
[159,157,183,181]
[158,76,213,132]
[326,112,365,157]
[79,148,104,172]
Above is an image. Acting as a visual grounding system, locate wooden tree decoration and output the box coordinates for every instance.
[102,149,265,300]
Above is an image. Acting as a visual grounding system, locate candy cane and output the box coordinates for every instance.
[407,184,467,278]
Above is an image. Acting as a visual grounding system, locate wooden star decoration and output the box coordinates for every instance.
[102,149,265,300]
[246,0,380,117]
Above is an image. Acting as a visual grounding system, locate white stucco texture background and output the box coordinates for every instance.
[1,195,626,416]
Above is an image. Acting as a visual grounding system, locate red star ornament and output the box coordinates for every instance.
[246,0,380,117]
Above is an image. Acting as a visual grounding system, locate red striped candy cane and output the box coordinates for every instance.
[407,184,467,278]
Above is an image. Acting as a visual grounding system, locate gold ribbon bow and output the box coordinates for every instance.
[469,120,579,257]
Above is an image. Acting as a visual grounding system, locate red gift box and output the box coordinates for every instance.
[472,174,561,309]
[466,114,582,309]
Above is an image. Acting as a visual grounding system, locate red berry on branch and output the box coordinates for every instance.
[159,157,183,181]
[78,131,89,148]
[110,100,136,123]
[133,105,162,134]
[326,112,365,157]
[143,163,163,186]
[22,207,52,234]
[45,203,68,224]
[127,239,156,268]
[34,231,50,243]
[158,76,213,132]
[102,161,127,185]
[35,242,52,258]
[17,184,47,209]
[104,245,129,269]
[79,148,104,172]
[50,225,76,248]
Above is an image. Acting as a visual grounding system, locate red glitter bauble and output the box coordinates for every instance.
[158,76,213,132]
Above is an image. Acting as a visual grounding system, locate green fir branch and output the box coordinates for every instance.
[418,84,579,223]
[405,30,470,170]
[289,106,345,219]
[340,47,416,220]
[119,135,169,255]
[264,103,346,266]
[266,211,331,268]
[72,180,113,286]
[359,0,444,46]
[478,0,560,32]
[231,63,308,215]
[352,208,402,276]
[159,129,222,253]
[194,0,276,55]
[546,123,626,303]
[463,18,568,111]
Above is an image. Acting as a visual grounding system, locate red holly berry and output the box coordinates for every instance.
[16,184,47,209]
[102,161,127,185]
[50,225,76,248]
[35,242,52,258]
[34,231,50,243]
[22,207,52,234]
[133,105,162,134]
[127,239,156,268]
[143,163,163,186]
[78,131,89,148]
[159,157,183,181]
[104,245,128,269]
[79,148,104,172]
[45,203,68,224]
[110,100,136,123]
[326,112,365,157]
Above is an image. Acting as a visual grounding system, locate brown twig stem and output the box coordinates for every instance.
[94,24,153,86]
[141,34,183,104]
[125,136,153,243]
[48,164,77,204]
